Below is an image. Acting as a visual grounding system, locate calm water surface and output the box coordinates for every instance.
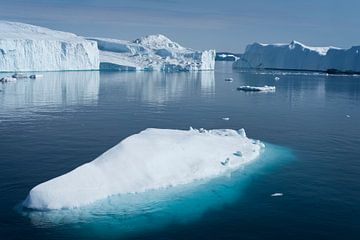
[0,62,359,239]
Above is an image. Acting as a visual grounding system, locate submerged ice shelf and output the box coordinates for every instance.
[21,143,293,238]
[23,128,264,210]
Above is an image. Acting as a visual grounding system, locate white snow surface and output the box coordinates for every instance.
[233,40,360,72]
[0,21,99,72]
[88,34,216,71]
[23,128,263,210]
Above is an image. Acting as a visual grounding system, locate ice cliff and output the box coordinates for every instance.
[0,21,215,72]
[88,35,216,71]
[0,21,99,72]
[23,128,263,210]
[233,41,360,72]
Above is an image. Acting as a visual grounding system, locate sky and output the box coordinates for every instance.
[0,0,359,52]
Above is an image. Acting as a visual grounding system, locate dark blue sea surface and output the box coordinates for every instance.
[0,62,359,239]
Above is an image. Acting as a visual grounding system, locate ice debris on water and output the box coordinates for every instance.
[237,85,276,92]
[0,76,16,83]
[29,74,44,79]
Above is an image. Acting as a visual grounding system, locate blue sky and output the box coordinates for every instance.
[0,0,359,52]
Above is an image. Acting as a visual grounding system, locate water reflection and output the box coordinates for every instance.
[0,71,100,114]
[99,71,215,105]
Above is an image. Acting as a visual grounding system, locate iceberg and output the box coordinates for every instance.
[23,128,264,210]
[233,40,360,72]
[0,21,99,72]
[87,34,216,71]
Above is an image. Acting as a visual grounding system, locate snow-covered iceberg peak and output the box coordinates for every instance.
[23,128,263,210]
[233,40,360,72]
[288,40,334,55]
[88,34,215,71]
[133,34,185,50]
[0,21,99,72]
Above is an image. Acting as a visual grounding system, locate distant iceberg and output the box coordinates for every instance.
[233,40,360,72]
[88,34,216,71]
[0,21,99,72]
[23,128,263,210]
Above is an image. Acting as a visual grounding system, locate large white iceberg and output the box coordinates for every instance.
[0,21,99,72]
[233,40,360,72]
[23,128,263,210]
[88,34,216,71]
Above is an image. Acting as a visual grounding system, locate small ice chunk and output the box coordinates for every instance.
[12,73,28,79]
[237,85,276,92]
[271,193,283,197]
[0,76,17,83]
[222,117,230,121]
[346,115,351,118]
[29,74,44,79]
[274,76,280,81]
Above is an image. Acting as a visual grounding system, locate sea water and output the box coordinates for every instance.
[0,62,359,239]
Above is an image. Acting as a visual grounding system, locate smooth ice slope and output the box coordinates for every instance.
[233,41,360,72]
[0,21,99,72]
[24,128,263,210]
[88,35,215,71]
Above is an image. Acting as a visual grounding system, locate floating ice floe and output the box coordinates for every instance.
[237,85,276,92]
[23,128,264,210]
[12,73,28,79]
[0,76,17,83]
[29,74,44,79]
[271,193,283,197]
[222,117,230,121]
[274,76,280,81]
[346,115,351,118]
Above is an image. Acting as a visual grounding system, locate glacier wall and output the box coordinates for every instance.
[0,21,99,72]
[233,41,360,72]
